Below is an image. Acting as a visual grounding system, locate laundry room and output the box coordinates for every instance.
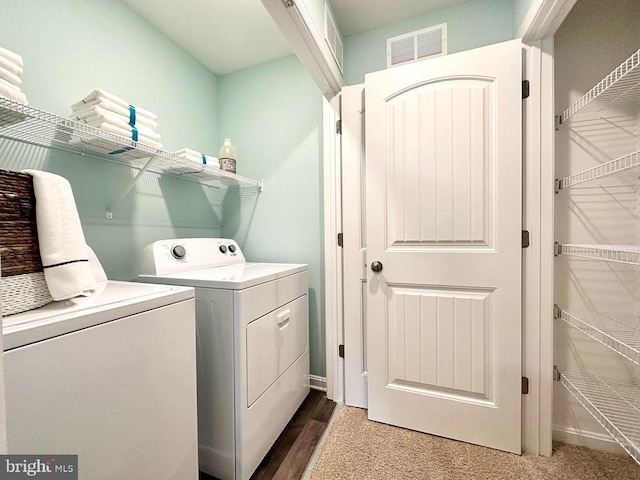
[0,0,639,479]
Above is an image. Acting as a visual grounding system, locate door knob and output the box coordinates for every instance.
[371,261,383,273]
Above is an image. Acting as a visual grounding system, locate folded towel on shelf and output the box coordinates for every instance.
[0,46,23,68]
[71,97,158,129]
[21,170,97,301]
[71,88,157,120]
[0,64,21,87]
[0,55,23,77]
[0,78,27,104]
[70,107,161,141]
[76,121,163,149]
[174,148,220,168]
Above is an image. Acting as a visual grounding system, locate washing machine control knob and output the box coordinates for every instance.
[219,245,228,254]
[171,245,186,259]
[228,244,236,253]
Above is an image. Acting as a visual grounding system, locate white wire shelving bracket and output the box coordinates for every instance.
[554,243,640,266]
[0,96,263,218]
[554,367,640,465]
[558,48,640,126]
[554,306,640,366]
[556,150,640,191]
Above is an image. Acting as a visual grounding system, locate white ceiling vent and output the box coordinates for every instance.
[387,23,447,68]
[324,3,344,73]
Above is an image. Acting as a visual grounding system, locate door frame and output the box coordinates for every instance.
[321,0,569,456]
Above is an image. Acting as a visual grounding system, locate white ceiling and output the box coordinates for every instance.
[120,0,292,75]
[121,0,473,75]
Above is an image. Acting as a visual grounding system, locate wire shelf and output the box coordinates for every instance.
[555,307,640,366]
[556,244,640,265]
[556,368,640,465]
[560,49,640,124]
[557,150,640,190]
[0,96,263,192]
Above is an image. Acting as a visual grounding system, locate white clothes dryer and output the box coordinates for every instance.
[139,237,310,480]
[3,253,199,480]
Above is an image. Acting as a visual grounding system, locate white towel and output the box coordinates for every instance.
[22,170,97,301]
[0,78,27,104]
[71,97,158,129]
[0,64,21,87]
[0,46,23,67]
[70,107,161,140]
[77,121,163,149]
[0,55,23,77]
[71,89,157,120]
[174,148,220,168]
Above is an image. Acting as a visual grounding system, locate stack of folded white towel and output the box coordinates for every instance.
[173,148,220,170]
[0,46,27,104]
[69,89,162,149]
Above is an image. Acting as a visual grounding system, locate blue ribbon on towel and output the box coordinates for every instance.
[201,153,207,165]
[131,126,138,142]
[129,105,136,127]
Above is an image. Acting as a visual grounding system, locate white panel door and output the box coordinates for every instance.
[365,39,523,454]
[342,84,368,408]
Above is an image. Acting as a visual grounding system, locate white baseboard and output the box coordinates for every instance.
[310,375,327,392]
[552,426,625,454]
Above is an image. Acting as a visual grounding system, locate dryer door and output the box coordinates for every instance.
[246,294,308,406]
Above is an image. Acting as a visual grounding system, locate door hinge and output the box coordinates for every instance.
[337,232,343,247]
[522,80,530,99]
[282,0,295,7]
[522,377,529,395]
[522,230,530,248]
[338,344,344,358]
[336,119,342,134]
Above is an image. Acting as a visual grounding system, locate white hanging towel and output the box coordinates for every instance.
[0,46,23,67]
[22,170,97,301]
[71,88,158,120]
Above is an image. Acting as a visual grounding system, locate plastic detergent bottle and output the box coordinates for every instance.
[219,138,237,174]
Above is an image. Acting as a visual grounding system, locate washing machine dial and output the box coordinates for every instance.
[171,245,186,260]
[219,245,228,254]
[228,244,236,253]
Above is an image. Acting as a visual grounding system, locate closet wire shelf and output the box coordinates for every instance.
[554,368,640,465]
[559,48,640,125]
[0,96,263,192]
[556,150,640,191]
[554,306,640,366]
[555,243,640,265]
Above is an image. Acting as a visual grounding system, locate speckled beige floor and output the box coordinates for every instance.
[308,405,640,480]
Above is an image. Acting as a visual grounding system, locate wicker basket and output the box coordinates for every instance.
[0,169,53,316]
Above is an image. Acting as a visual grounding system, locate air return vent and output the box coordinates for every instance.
[324,3,344,73]
[387,23,447,68]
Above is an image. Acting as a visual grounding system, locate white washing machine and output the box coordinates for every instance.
[139,237,310,480]
[3,253,199,480]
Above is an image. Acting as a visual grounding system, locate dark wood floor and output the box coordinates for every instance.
[200,390,336,480]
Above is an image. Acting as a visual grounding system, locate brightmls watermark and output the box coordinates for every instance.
[0,456,77,479]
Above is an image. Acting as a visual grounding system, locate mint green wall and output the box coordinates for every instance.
[0,0,221,280]
[343,0,515,85]
[217,55,325,376]
[513,0,536,35]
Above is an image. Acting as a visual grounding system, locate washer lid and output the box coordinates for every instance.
[139,262,307,290]
[3,280,194,350]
